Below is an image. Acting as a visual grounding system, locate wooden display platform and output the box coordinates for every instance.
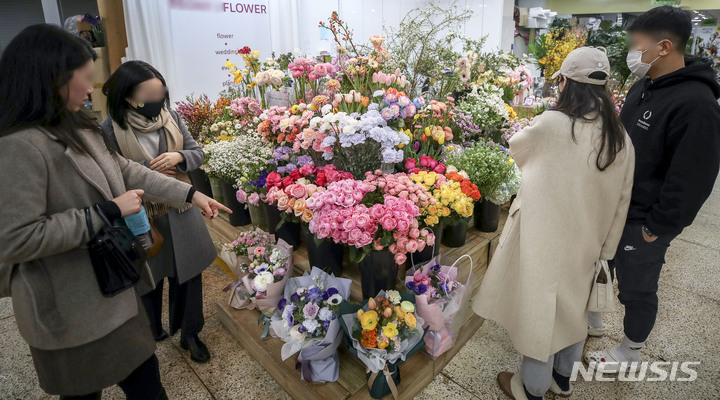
[205,206,509,400]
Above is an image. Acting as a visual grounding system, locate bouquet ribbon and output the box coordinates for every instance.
[367,366,399,400]
[258,314,272,339]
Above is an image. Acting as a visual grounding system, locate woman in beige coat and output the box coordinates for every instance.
[472,47,635,400]
[0,25,230,399]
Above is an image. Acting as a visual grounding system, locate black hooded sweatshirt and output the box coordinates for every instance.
[620,57,720,236]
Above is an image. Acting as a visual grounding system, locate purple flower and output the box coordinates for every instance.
[431,264,441,272]
[405,281,416,290]
[413,141,420,152]
[291,293,300,302]
[440,282,451,294]
[278,298,287,310]
[307,286,322,302]
[298,324,307,333]
[322,320,330,330]
[326,287,339,296]
[303,302,319,319]
[416,284,427,294]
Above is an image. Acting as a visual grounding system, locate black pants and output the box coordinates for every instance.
[611,222,675,343]
[141,274,204,341]
[59,354,165,400]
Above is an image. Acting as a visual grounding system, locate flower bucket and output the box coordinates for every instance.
[409,221,443,266]
[248,203,268,231]
[220,181,251,226]
[263,202,300,248]
[209,176,225,205]
[474,198,501,232]
[188,168,212,197]
[358,250,397,299]
[441,220,468,248]
[301,224,343,276]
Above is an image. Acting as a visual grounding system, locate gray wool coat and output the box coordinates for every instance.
[0,127,193,351]
[100,111,217,288]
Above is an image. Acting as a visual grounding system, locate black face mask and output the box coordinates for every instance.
[135,99,165,118]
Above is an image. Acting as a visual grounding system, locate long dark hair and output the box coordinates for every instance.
[0,24,113,153]
[553,73,626,171]
[102,60,170,130]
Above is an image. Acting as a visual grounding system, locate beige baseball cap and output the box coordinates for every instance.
[552,46,611,85]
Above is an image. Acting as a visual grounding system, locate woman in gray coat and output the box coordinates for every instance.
[0,25,229,399]
[100,61,218,363]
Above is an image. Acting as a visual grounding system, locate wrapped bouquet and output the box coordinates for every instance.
[270,267,352,383]
[405,254,473,358]
[225,238,293,337]
[340,290,426,399]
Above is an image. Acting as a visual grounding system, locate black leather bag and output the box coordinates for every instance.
[85,205,146,297]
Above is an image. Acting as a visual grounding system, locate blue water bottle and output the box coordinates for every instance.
[124,206,154,249]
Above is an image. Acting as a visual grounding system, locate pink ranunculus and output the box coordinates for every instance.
[409,228,420,239]
[396,219,410,233]
[308,71,319,81]
[355,214,371,229]
[381,217,397,231]
[343,218,357,231]
[396,237,409,252]
[426,231,436,246]
[433,164,446,174]
[406,240,418,253]
[394,253,407,265]
[314,64,328,77]
[348,228,362,243]
[419,156,431,168]
[417,240,426,252]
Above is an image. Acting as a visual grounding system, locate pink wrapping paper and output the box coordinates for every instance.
[227,240,294,317]
[404,255,471,358]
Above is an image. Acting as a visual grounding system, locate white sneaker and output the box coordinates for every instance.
[584,348,643,374]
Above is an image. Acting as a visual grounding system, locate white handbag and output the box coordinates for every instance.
[587,260,616,312]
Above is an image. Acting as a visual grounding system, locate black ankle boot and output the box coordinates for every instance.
[180,334,210,363]
[153,329,170,342]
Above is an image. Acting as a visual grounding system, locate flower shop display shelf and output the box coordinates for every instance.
[205,206,509,400]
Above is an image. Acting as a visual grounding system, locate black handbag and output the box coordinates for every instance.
[85,204,147,297]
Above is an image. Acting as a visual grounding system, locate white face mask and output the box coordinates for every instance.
[626,41,662,77]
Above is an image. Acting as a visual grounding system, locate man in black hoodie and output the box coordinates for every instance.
[585,6,720,374]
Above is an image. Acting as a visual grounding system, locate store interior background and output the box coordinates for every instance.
[0,0,718,120]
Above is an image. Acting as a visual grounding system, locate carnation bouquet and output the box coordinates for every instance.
[306,171,436,265]
[405,255,472,358]
[225,239,294,335]
[339,290,426,399]
[270,267,352,383]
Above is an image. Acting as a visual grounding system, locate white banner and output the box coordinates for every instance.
[168,0,272,99]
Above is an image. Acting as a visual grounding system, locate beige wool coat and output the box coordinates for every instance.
[0,127,192,351]
[472,110,635,362]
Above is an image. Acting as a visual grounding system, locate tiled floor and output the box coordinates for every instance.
[1,178,718,399]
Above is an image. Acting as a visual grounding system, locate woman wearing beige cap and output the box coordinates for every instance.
[472,47,635,400]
